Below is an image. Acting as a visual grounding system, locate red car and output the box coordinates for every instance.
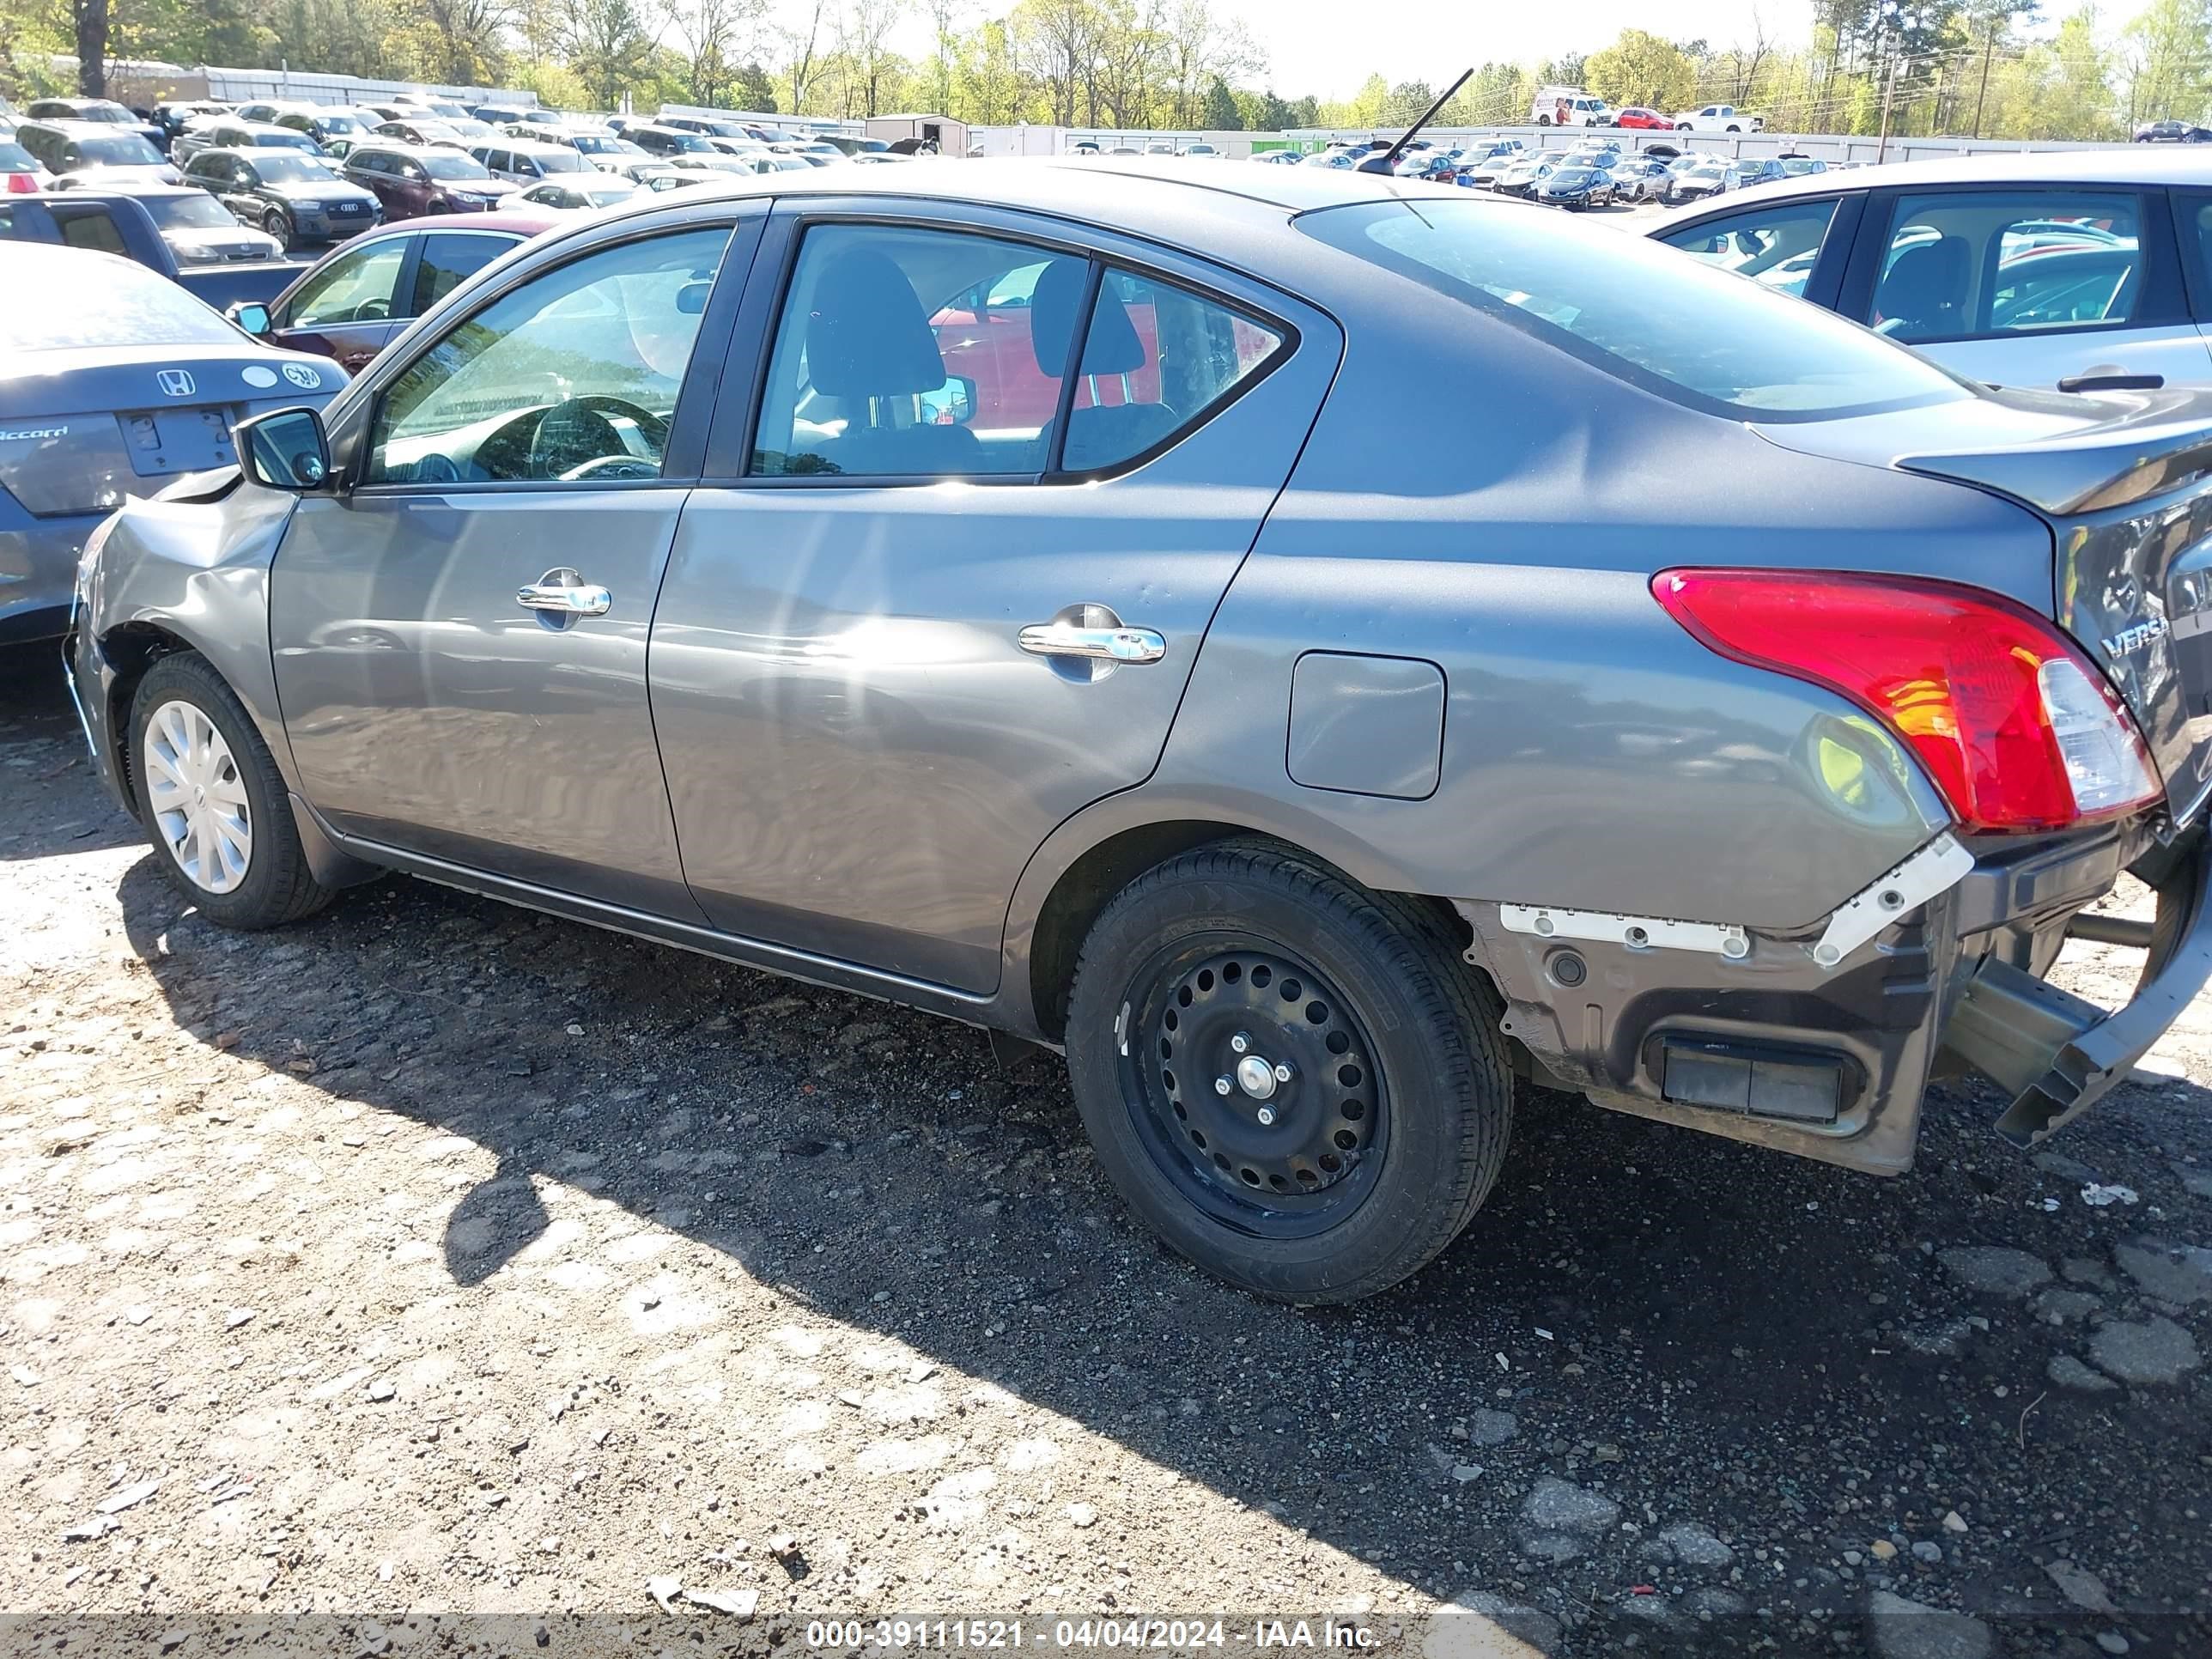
[1613,107,1669,129]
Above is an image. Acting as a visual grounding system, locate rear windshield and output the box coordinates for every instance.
[140,193,236,231]
[1299,198,1971,422]
[0,249,237,349]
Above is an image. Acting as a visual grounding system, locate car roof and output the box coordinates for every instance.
[1686,144,2212,206]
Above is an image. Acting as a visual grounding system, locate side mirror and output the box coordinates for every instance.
[228,301,271,337]
[236,406,331,491]
[920,374,976,426]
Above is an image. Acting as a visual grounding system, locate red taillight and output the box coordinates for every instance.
[4,172,40,194]
[1651,568,2162,834]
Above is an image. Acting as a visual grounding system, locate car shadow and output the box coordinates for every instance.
[97,833,2212,1649]
[0,641,141,862]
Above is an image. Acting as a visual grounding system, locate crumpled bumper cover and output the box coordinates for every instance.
[1946,830,2212,1146]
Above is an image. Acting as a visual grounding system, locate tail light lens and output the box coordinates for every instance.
[4,172,40,194]
[1652,568,2161,833]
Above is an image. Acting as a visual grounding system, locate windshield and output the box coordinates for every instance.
[140,193,237,231]
[78,104,135,124]
[1551,168,1598,184]
[663,132,714,152]
[69,135,163,166]
[317,112,367,133]
[253,153,340,183]
[1,247,238,349]
[422,152,493,179]
[530,148,586,173]
[1300,198,1972,422]
[253,130,319,149]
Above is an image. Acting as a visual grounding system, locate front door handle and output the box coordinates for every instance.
[1018,620,1167,664]
[518,569,612,616]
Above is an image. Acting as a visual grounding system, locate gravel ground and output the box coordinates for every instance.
[3,641,2209,1659]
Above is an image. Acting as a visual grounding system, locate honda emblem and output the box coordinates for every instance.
[155,368,197,398]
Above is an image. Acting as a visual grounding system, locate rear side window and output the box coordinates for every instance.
[1060,270,1284,472]
[58,210,127,256]
[413,232,513,313]
[1660,198,1840,299]
[1871,190,2143,343]
[1302,198,1967,421]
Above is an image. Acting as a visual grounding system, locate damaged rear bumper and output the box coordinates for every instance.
[1944,830,2212,1148]
[1458,818,2209,1174]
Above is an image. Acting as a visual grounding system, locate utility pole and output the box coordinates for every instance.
[1972,17,1996,139]
[1875,51,1902,162]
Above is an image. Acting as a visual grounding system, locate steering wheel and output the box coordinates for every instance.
[526,395,668,479]
[561,454,660,481]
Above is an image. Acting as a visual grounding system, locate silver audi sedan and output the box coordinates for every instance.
[66,161,2212,1302]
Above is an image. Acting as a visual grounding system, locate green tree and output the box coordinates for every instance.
[1585,28,1695,109]
[2122,0,2212,123]
[732,57,775,109]
[559,0,656,106]
[1200,71,1237,127]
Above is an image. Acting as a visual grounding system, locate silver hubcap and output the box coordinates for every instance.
[1235,1054,1279,1099]
[143,699,252,895]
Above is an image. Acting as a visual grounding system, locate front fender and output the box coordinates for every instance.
[78,475,301,804]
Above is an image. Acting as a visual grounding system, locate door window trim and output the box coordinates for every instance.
[336,211,765,496]
[705,202,1301,489]
[2174,189,2212,321]
[1836,182,2188,347]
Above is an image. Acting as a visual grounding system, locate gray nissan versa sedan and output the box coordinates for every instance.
[64,161,2212,1302]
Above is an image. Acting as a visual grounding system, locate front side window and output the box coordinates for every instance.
[1661,198,1840,299]
[1872,190,2143,343]
[752,224,1084,477]
[1303,197,1968,421]
[421,152,491,180]
[288,239,407,328]
[365,225,731,486]
[59,210,127,256]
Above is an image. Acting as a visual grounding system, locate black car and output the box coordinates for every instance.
[626,124,723,159]
[180,146,380,249]
[1535,163,1617,210]
[151,100,231,148]
[2134,119,2212,143]
[173,118,324,167]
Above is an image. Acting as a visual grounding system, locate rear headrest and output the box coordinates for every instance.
[806,248,945,398]
[1030,260,1148,378]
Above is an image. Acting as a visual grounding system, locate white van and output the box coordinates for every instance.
[1533,87,1613,127]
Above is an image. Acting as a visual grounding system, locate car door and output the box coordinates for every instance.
[1841,183,2211,392]
[269,207,763,916]
[649,202,1340,992]
[269,234,414,371]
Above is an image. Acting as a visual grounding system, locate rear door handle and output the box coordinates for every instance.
[2057,370,2164,393]
[1018,621,1167,664]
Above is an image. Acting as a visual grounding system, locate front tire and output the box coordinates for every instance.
[1065,841,1513,1304]
[130,652,333,929]
[262,207,294,252]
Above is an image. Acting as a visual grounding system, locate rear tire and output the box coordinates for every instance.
[130,652,333,930]
[1064,840,1513,1304]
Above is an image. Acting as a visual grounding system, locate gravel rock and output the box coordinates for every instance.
[2171,1162,2212,1200]
[2087,1316,2202,1386]
[1865,1589,1994,1659]
[2047,1354,2119,1393]
[1936,1246,2052,1298]
[2112,1237,2212,1305]
[1684,1587,1750,1620]
[1521,1476,1619,1534]
[681,1586,759,1617]
[1655,1521,1735,1569]
[1899,1319,1973,1358]
[1464,1408,1518,1447]
[1911,1540,1945,1563]
[2044,1559,2118,1614]
[1516,1531,1585,1564]
[2033,1289,2103,1326]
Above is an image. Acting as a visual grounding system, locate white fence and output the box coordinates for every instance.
[1287,125,2140,165]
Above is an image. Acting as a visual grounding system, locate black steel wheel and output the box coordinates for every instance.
[1066,839,1514,1303]
[1129,945,1389,1237]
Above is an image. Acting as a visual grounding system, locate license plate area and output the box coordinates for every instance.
[115,407,238,477]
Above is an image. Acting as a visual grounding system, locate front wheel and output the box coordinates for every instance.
[130,652,334,929]
[262,207,294,252]
[1065,841,1514,1303]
